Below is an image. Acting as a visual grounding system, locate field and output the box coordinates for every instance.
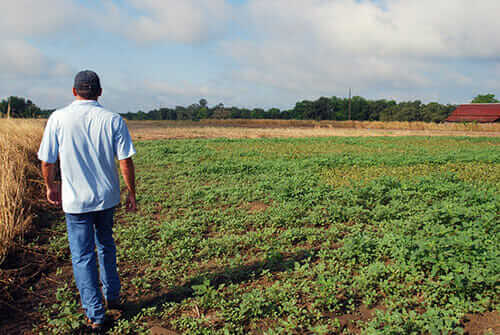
[0,121,499,334]
[27,135,499,334]
[127,120,500,140]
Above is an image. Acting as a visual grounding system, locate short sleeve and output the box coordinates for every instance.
[113,117,136,160]
[38,116,59,163]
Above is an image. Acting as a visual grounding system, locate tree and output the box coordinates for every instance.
[420,102,455,123]
[0,96,43,118]
[312,97,332,120]
[471,94,499,103]
[176,106,192,120]
[367,99,395,121]
[294,100,314,119]
[212,104,230,119]
[329,96,347,120]
[268,108,281,119]
[251,108,266,119]
[350,96,369,120]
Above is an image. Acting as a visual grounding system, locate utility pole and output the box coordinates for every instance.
[348,88,352,121]
[7,97,11,119]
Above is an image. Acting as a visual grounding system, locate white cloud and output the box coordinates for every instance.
[222,0,500,104]
[0,40,73,108]
[99,0,233,44]
[246,0,500,58]
[0,0,233,44]
[0,1,80,36]
[0,40,72,79]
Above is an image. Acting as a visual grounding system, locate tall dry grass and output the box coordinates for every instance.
[128,119,500,140]
[128,119,500,130]
[194,119,500,132]
[0,119,44,263]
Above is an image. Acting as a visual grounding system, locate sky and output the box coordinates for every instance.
[1,0,500,112]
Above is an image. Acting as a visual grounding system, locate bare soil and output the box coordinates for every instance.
[463,311,500,335]
[333,304,387,334]
[0,219,69,334]
[240,201,271,213]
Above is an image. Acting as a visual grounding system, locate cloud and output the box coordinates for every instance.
[0,1,80,37]
[99,0,233,44]
[0,40,74,109]
[221,0,500,104]
[0,40,72,79]
[246,0,500,59]
[0,0,233,44]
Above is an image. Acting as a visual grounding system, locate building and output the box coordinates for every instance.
[446,104,500,123]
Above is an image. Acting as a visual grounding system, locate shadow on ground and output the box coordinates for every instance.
[120,248,318,321]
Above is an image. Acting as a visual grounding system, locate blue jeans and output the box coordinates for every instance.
[65,207,120,324]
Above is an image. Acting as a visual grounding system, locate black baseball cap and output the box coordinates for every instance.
[74,70,101,94]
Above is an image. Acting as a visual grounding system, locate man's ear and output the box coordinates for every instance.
[73,88,78,97]
[98,88,102,97]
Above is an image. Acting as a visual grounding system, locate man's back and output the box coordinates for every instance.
[38,100,135,213]
[38,70,136,330]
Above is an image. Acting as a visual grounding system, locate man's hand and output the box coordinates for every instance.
[119,157,137,212]
[125,192,137,212]
[46,184,62,207]
[41,161,61,208]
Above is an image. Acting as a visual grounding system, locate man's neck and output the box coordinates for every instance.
[75,95,98,102]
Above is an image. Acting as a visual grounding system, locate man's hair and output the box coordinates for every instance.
[77,88,100,99]
[74,70,101,99]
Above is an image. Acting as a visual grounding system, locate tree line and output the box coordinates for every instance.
[121,97,457,122]
[1,94,497,122]
[0,96,54,118]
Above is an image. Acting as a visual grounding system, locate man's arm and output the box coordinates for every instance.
[119,157,137,212]
[41,161,61,207]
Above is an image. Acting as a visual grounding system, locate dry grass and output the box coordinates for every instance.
[0,119,44,263]
[197,119,500,132]
[128,120,500,140]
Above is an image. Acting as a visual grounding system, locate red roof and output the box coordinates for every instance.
[446,104,500,122]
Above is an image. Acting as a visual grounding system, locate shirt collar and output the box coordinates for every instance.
[71,99,100,106]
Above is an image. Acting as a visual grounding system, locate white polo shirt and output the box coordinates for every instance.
[38,100,136,214]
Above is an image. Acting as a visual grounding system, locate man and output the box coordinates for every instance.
[38,70,137,330]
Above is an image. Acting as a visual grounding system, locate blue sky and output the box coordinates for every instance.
[1,0,500,112]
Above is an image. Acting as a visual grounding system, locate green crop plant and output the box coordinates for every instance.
[34,136,499,334]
